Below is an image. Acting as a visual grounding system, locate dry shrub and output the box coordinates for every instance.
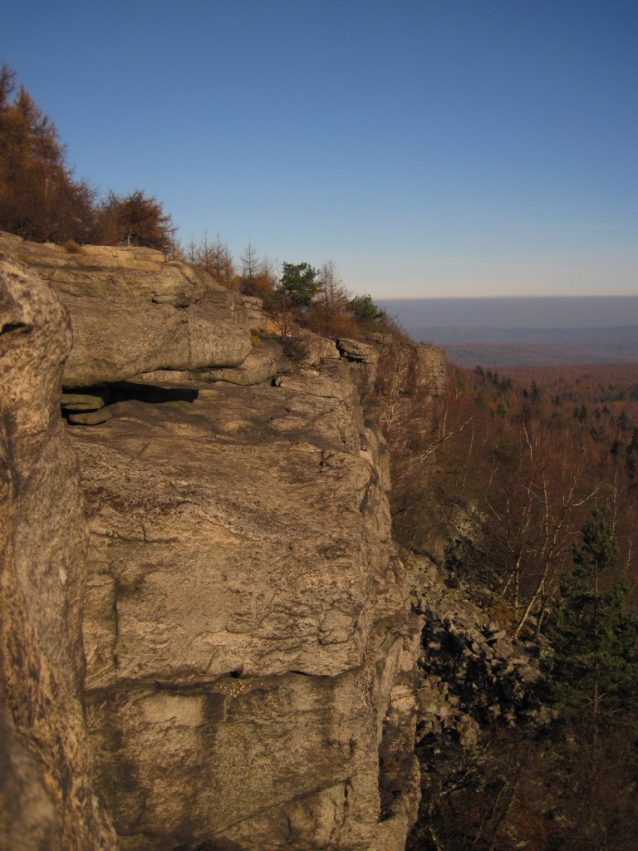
[281,334,309,363]
[304,306,362,340]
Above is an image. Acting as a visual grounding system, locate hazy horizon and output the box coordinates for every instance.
[379,296,638,331]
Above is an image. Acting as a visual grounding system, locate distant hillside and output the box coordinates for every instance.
[404,326,638,367]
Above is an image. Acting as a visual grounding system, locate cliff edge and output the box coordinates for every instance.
[0,235,447,851]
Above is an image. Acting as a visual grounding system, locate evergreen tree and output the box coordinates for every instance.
[277,261,318,309]
[547,505,638,733]
[347,293,385,325]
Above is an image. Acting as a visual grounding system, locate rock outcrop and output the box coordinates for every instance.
[0,254,116,849]
[0,234,258,387]
[74,365,421,850]
[1,236,455,851]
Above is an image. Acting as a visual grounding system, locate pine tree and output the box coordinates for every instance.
[277,262,318,309]
[547,505,638,733]
[347,294,385,325]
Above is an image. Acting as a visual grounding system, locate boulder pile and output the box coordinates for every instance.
[407,556,548,748]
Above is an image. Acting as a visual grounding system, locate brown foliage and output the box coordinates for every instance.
[186,232,236,287]
[95,189,178,254]
[0,64,98,243]
[409,723,638,851]
[394,363,638,618]
[238,242,277,296]
[0,65,181,255]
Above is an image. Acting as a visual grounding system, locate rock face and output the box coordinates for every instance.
[62,297,252,386]
[1,234,454,851]
[0,254,116,849]
[0,233,256,387]
[74,366,422,850]
[200,338,287,385]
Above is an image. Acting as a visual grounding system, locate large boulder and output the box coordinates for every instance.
[0,255,116,849]
[0,234,258,388]
[62,297,253,387]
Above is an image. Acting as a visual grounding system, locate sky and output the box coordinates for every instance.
[2,0,637,299]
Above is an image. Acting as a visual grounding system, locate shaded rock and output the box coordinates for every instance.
[61,392,106,411]
[407,554,547,744]
[336,338,381,393]
[241,294,270,332]
[373,339,446,408]
[412,344,447,397]
[67,409,112,426]
[297,330,341,366]
[337,337,379,364]
[0,254,116,849]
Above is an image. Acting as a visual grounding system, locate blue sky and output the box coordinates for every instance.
[2,0,637,298]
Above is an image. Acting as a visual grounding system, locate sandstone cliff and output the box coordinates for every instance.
[0,235,448,851]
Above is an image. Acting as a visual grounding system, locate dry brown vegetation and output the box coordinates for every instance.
[396,361,638,850]
[0,64,179,253]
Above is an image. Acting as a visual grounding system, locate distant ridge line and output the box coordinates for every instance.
[378,297,638,333]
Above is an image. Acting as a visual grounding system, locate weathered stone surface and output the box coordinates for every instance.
[0,235,457,850]
[203,338,286,385]
[72,363,422,850]
[241,293,270,332]
[298,330,341,366]
[62,296,253,387]
[68,409,112,426]
[0,234,265,388]
[0,255,116,849]
[337,338,379,364]
[0,232,209,307]
[413,344,447,397]
[336,338,381,393]
[61,392,106,411]
[377,339,446,405]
